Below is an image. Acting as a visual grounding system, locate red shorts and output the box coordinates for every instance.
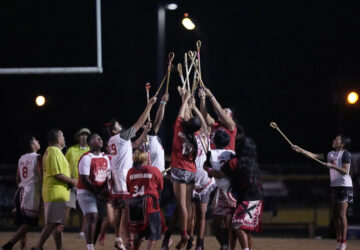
[232,200,263,232]
[111,193,130,209]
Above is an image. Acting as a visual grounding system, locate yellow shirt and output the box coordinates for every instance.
[65,144,89,179]
[42,146,71,202]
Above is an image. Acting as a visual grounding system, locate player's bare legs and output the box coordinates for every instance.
[236,229,249,249]
[173,182,190,249]
[226,214,236,250]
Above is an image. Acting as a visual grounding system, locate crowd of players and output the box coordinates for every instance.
[2,84,354,250]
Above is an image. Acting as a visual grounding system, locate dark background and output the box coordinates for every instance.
[1,0,360,165]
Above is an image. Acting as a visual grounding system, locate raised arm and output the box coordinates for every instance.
[189,97,207,131]
[292,145,325,161]
[179,91,191,120]
[204,88,235,130]
[153,93,169,134]
[132,122,151,149]
[133,95,157,132]
[198,88,215,127]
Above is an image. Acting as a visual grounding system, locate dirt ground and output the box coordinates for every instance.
[0,232,360,250]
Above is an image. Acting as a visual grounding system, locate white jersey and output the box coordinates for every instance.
[18,152,41,188]
[108,133,134,194]
[148,135,165,172]
[210,149,235,189]
[327,150,353,187]
[195,133,211,189]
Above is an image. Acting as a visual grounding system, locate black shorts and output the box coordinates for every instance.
[137,212,161,241]
[171,167,195,184]
[14,188,39,227]
[331,186,353,203]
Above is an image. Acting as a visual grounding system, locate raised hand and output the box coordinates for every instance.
[162,93,169,102]
[149,95,157,105]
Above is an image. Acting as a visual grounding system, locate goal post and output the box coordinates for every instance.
[0,0,103,75]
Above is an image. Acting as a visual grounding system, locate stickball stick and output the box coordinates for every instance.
[165,52,175,94]
[145,82,151,122]
[177,63,186,89]
[270,122,327,166]
[269,122,293,146]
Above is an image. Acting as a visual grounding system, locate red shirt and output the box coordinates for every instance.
[126,164,163,213]
[210,122,237,151]
[77,152,110,191]
[170,117,196,173]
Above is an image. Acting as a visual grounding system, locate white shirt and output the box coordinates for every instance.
[148,135,165,172]
[210,149,235,189]
[18,152,41,188]
[108,133,134,194]
[195,134,211,188]
[327,150,353,187]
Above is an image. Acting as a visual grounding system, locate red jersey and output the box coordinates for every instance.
[77,152,110,191]
[126,164,163,213]
[210,122,237,151]
[170,117,197,173]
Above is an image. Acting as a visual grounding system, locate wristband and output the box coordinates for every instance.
[161,101,167,105]
[209,95,214,99]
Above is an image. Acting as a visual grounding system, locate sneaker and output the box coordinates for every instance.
[2,242,13,250]
[340,242,347,250]
[186,237,194,250]
[336,241,341,250]
[98,233,105,246]
[176,234,190,249]
[78,232,85,239]
[161,238,172,250]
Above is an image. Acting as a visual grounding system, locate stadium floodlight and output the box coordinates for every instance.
[182,13,195,30]
[0,0,103,75]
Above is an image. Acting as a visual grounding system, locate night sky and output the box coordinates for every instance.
[1,0,360,164]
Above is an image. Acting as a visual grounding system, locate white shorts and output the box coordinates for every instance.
[44,201,66,224]
[65,188,77,209]
[77,190,106,217]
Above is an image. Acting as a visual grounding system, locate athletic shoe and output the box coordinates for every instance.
[161,238,172,250]
[336,241,341,250]
[176,234,190,249]
[186,237,194,250]
[98,233,105,246]
[340,242,347,250]
[78,232,85,239]
[2,242,13,250]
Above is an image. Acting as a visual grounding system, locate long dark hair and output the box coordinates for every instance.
[235,136,260,184]
[181,117,201,160]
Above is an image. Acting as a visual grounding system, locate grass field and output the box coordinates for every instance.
[1,232,360,250]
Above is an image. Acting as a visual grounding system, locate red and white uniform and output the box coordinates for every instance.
[17,152,42,217]
[170,117,196,173]
[77,152,110,194]
[194,133,215,194]
[108,133,133,196]
[127,165,163,214]
[148,135,165,173]
[210,148,236,216]
[210,122,237,151]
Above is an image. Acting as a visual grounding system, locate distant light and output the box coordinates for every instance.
[166,3,178,10]
[36,95,45,107]
[347,91,359,104]
[182,13,195,30]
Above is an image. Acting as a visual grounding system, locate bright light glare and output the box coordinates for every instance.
[36,95,46,106]
[182,17,195,30]
[166,3,178,10]
[347,91,359,104]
